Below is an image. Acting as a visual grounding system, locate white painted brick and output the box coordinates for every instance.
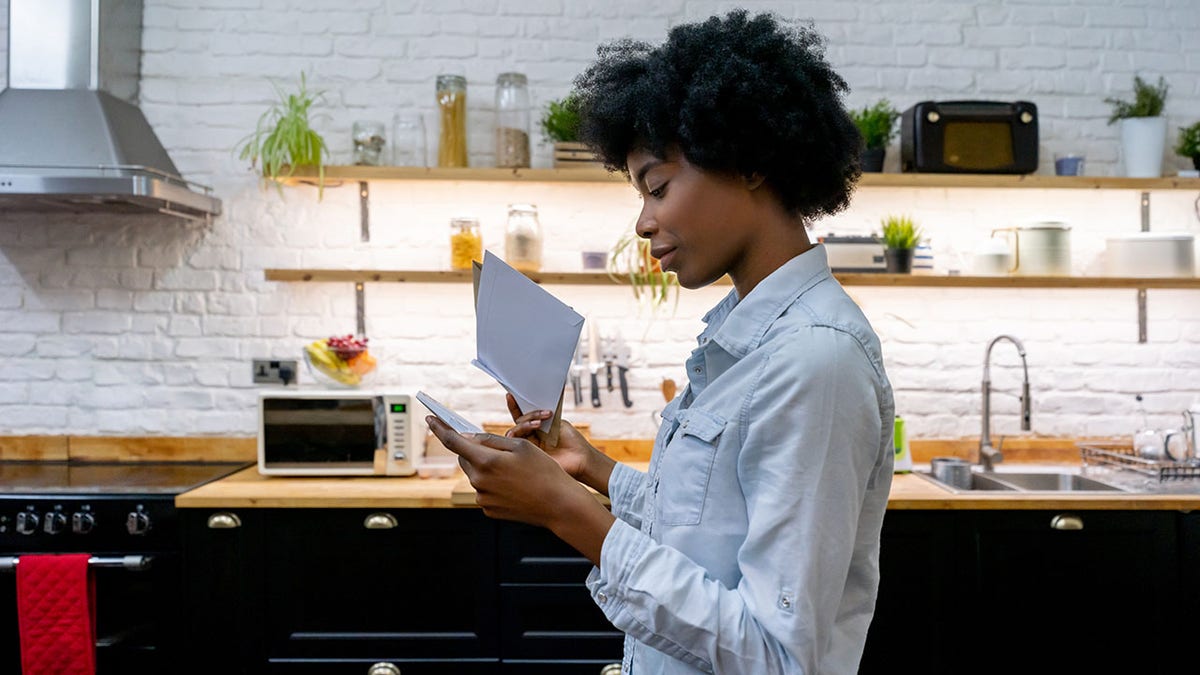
[62,312,131,335]
[0,335,36,357]
[0,311,60,334]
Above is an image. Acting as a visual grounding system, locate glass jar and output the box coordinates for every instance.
[504,203,543,272]
[352,120,386,166]
[494,72,530,168]
[436,74,468,167]
[449,217,483,270]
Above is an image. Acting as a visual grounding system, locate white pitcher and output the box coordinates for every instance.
[990,223,1072,276]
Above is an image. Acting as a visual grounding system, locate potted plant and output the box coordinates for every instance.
[539,94,601,168]
[1174,121,1200,172]
[607,228,679,315]
[878,215,923,274]
[1105,75,1169,178]
[849,99,900,172]
[235,72,329,197]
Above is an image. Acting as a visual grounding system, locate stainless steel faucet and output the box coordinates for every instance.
[979,335,1032,471]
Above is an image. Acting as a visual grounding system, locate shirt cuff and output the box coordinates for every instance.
[607,461,646,522]
[585,517,647,623]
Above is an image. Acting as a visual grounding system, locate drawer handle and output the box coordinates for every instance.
[364,513,398,530]
[1050,514,1083,531]
[368,663,400,675]
[600,665,621,675]
[206,512,242,529]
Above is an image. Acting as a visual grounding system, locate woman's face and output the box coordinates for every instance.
[626,147,760,290]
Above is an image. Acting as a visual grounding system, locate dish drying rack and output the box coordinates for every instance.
[1078,442,1200,482]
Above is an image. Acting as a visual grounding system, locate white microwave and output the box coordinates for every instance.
[258,390,427,476]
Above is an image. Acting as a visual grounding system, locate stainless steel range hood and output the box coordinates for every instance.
[0,0,221,222]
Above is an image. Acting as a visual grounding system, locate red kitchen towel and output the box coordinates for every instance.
[16,553,97,675]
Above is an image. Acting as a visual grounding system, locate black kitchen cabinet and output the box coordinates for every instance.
[966,510,1178,675]
[860,511,964,675]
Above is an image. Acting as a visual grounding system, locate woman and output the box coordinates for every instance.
[427,10,894,674]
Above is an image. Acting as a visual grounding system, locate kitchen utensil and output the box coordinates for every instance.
[613,333,633,408]
[587,318,601,408]
[1104,232,1195,278]
[601,336,617,392]
[930,457,972,489]
[990,223,1072,276]
[569,337,584,407]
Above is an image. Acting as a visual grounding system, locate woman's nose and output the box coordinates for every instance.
[634,207,656,239]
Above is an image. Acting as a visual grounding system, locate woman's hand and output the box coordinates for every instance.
[426,415,615,564]
[504,393,597,482]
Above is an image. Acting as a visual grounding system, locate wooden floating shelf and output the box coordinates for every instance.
[265,269,1200,289]
[275,166,1200,190]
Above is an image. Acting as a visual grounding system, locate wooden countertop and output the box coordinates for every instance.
[176,465,1200,511]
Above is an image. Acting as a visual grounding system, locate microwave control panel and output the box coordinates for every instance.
[382,394,425,476]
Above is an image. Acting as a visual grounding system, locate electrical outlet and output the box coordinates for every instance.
[252,359,298,385]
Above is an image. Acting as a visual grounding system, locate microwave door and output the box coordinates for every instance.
[263,398,378,469]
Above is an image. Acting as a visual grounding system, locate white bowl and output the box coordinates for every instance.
[1104,232,1195,278]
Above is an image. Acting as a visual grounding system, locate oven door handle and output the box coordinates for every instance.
[0,555,153,572]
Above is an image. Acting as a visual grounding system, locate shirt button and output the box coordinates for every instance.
[693,366,701,373]
[597,591,608,604]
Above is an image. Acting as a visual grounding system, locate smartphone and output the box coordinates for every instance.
[416,391,484,435]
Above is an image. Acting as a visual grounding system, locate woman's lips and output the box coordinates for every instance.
[653,247,676,270]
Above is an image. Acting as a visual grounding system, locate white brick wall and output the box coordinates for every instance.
[1,0,1199,442]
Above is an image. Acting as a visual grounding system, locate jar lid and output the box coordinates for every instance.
[508,203,537,213]
[450,216,479,225]
[436,74,466,90]
[496,72,527,85]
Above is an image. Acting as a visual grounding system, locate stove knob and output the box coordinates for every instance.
[72,512,96,534]
[126,508,151,536]
[15,511,39,535]
[43,511,67,535]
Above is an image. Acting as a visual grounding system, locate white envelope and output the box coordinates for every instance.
[471,251,585,436]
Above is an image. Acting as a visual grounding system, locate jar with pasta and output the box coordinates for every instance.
[504,204,543,272]
[436,74,468,167]
[494,72,530,168]
[449,217,483,270]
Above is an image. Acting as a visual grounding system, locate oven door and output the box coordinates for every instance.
[0,551,180,675]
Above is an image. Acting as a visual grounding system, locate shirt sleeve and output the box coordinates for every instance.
[606,461,649,530]
[586,327,887,673]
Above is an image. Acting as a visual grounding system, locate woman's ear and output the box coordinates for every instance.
[744,173,766,190]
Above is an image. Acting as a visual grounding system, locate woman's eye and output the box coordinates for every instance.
[648,184,667,198]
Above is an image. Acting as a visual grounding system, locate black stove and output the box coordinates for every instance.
[0,461,248,673]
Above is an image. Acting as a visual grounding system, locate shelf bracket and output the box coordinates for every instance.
[355,282,366,338]
[360,181,371,242]
[1137,191,1150,343]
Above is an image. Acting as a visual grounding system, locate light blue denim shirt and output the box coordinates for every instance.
[586,244,895,674]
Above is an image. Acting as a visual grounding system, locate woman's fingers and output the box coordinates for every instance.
[505,393,523,422]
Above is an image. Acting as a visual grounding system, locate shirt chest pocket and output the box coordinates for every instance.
[655,407,727,526]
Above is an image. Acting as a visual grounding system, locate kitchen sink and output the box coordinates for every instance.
[918,469,1129,493]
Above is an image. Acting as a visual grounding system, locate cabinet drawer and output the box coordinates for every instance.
[499,522,593,583]
[266,659,497,674]
[500,584,623,660]
[261,509,498,660]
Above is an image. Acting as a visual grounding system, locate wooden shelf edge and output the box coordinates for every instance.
[273,166,1200,190]
[264,269,1200,289]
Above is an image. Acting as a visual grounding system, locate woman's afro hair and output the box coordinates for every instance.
[573,10,862,220]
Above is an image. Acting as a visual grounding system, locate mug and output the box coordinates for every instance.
[930,457,972,489]
[990,223,1072,276]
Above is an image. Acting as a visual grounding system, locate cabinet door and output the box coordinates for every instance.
[500,660,622,674]
[859,511,964,675]
[181,508,264,675]
[967,510,1178,675]
[266,659,498,674]
[261,509,497,660]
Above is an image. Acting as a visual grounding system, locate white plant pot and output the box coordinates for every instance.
[1119,116,1166,178]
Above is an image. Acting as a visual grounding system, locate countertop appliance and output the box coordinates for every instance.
[258,390,428,476]
[819,235,886,273]
[901,100,1038,174]
[0,0,221,222]
[0,460,248,673]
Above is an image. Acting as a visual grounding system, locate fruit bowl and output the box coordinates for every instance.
[303,335,378,388]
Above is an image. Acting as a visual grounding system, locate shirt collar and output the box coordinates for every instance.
[701,244,833,359]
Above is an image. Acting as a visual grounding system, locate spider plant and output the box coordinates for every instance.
[607,228,679,315]
[235,72,329,198]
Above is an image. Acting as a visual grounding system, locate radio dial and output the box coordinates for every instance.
[1020,111,1033,124]
[15,510,39,535]
[43,511,67,535]
[926,111,940,124]
[72,512,96,534]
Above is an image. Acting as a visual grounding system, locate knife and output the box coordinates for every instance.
[614,333,633,408]
[601,336,617,392]
[569,337,584,407]
[588,318,602,408]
